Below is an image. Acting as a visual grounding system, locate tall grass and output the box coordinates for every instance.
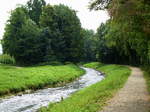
[0,64,84,96]
[40,62,131,112]
[0,54,15,65]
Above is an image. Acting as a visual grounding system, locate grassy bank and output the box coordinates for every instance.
[142,66,150,93]
[0,64,84,96]
[40,62,131,112]
[144,71,150,93]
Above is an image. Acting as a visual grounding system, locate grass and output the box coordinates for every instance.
[142,66,150,112]
[144,71,150,93]
[40,62,131,112]
[142,66,150,93]
[0,64,85,96]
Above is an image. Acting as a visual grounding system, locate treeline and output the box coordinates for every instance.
[90,0,150,66]
[3,0,149,66]
[2,0,98,65]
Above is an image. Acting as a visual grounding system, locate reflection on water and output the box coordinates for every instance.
[0,67,104,112]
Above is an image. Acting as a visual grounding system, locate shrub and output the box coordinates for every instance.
[0,54,15,65]
[64,61,74,65]
[49,61,62,65]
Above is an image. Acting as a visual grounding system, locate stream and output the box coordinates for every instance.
[0,67,104,112]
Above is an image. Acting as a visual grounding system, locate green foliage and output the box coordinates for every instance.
[0,64,84,96]
[40,62,131,112]
[47,61,62,66]
[84,62,103,69]
[81,29,98,62]
[2,7,46,65]
[40,4,84,63]
[0,54,15,64]
[27,0,46,24]
[142,66,150,93]
[91,0,150,66]
[64,62,74,65]
[2,7,28,57]
[2,2,84,65]
[16,19,46,65]
[54,5,83,62]
[40,4,62,62]
[144,71,150,93]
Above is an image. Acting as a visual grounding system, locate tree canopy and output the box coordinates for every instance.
[90,0,150,65]
[2,0,150,66]
[2,1,84,65]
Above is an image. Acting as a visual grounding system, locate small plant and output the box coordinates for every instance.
[0,54,15,65]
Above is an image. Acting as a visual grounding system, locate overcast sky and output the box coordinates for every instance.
[0,0,110,40]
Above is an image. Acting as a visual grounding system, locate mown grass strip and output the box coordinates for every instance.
[40,62,131,112]
[0,64,85,96]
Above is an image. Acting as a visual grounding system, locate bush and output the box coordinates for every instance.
[64,61,74,65]
[49,61,62,65]
[38,61,62,66]
[0,54,15,64]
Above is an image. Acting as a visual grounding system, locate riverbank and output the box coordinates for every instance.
[40,62,131,112]
[143,67,150,93]
[0,64,85,96]
[143,68,150,111]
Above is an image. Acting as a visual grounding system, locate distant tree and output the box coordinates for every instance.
[27,0,46,24]
[40,4,83,62]
[2,7,46,65]
[40,4,60,62]
[54,5,84,62]
[2,7,28,58]
[81,29,97,62]
[96,22,121,64]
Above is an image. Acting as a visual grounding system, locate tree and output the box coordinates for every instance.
[53,5,84,62]
[2,7,28,59]
[81,29,97,62]
[90,0,150,65]
[27,0,46,24]
[2,7,46,65]
[40,4,83,62]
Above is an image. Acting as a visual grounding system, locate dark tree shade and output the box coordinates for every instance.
[27,0,46,24]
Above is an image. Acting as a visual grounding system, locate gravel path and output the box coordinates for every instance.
[100,67,150,112]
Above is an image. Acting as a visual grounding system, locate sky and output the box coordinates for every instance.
[0,0,110,53]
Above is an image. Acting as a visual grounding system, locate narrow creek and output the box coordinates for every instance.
[0,67,104,112]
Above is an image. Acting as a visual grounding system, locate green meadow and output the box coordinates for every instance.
[0,64,84,96]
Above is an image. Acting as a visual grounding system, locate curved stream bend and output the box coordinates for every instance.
[0,67,104,112]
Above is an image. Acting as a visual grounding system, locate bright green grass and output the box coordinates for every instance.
[40,62,131,112]
[0,64,84,96]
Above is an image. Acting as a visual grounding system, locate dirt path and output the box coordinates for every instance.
[100,67,150,112]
